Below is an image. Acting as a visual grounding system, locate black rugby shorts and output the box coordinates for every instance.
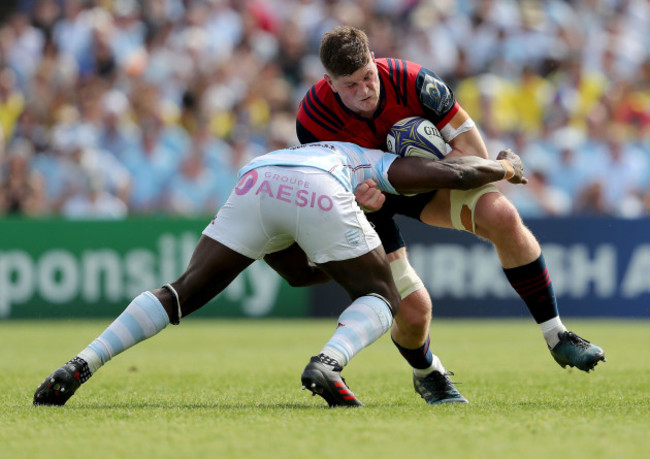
[365,190,438,254]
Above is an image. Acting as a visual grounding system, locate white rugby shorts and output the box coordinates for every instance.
[202,166,381,264]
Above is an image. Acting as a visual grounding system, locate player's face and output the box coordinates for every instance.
[326,61,380,118]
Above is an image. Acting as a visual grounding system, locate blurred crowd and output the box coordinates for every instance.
[0,0,649,219]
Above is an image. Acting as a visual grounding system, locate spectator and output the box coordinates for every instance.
[96,89,140,161]
[574,181,610,216]
[590,125,648,217]
[0,66,24,147]
[1,0,649,218]
[61,172,128,220]
[121,116,179,213]
[166,152,218,216]
[0,139,47,216]
[504,168,572,218]
[547,127,590,200]
[4,11,45,90]
[51,0,94,76]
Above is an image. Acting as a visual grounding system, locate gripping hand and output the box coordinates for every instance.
[497,149,528,184]
[355,179,386,212]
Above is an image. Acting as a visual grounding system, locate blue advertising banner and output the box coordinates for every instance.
[312,217,650,318]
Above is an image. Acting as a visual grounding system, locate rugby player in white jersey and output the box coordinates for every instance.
[34,142,526,408]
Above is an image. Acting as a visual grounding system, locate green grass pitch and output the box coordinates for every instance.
[1,319,648,459]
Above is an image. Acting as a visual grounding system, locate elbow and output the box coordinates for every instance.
[450,169,475,190]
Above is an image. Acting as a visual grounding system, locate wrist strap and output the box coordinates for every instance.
[498,160,515,180]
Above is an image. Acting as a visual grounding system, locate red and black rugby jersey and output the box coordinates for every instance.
[296,58,459,149]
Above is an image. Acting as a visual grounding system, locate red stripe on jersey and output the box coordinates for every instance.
[437,101,460,130]
[301,85,342,132]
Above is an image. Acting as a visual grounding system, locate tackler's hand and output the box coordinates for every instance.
[497,148,528,184]
[355,179,386,212]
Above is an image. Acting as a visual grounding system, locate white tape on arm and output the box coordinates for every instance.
[439,118,476,143]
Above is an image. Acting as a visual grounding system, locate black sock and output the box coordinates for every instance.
[503,254,559,323]
[392,336,433,370]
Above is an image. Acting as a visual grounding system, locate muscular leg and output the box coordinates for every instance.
[421,189,605,371]
[266,243,402,369]
[470,193,567,344]
[363,192,466,395]
[386,248,448,376]
[384,247,467,404]
[34,237,254,405]
[89,236,254,370]
[421,189,560,331]
[299,247,399,407]
[470,192,540,267]
[316,246,400,366]
[158,236,254,318]
[316,245,400,308]
[387,248,432,348]
[361,193,455,385]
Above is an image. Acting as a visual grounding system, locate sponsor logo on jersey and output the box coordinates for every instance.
[235,170,258,195]
[245,171,334,211]
[421,73,453,114]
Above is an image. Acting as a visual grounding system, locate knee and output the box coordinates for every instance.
[395,288,432,329]
[475,194,522,236]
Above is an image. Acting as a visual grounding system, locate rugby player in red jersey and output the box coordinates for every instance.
[296,26,605,404]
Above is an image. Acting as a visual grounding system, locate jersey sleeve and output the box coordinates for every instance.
[414,67,459,128]
[367,151,398,195]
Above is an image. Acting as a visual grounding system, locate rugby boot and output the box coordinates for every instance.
[550,331,606,372]
[413,370,469,404]
[301,354,363,407]
[33,358,91,406]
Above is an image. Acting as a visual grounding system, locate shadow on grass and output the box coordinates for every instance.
[32,398,418,410]
[35,401,345,410]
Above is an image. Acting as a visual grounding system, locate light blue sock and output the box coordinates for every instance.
[77,291,170,374]
[320,295,393,367]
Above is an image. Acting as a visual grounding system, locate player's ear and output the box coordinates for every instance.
[324,73,337,93]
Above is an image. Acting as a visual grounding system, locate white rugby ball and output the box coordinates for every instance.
[386,116,447,160]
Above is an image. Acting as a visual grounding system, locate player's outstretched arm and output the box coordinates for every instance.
[387,149,527,195]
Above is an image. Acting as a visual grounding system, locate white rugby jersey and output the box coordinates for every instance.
[238,142,398,194]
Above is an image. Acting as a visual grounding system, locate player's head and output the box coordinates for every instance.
[320,26,372,76]
[320,26,380,118]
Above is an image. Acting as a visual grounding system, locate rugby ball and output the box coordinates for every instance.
[386,117,447,160]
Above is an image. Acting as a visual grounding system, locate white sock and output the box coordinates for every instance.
[77,291,170,374]
[540,316,567,349]
[413,354,446,377]
[320,295,393,367]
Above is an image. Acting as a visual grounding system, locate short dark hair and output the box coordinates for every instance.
[319,26,372,77]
